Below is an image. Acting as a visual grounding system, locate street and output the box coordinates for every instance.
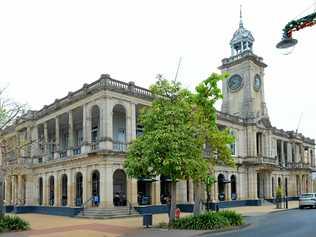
[204,208,316,237]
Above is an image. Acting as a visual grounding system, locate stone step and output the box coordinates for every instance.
[76,213,140,219]
[76,207,139,219]
[80,209,136,213]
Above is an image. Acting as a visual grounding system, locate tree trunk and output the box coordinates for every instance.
[0,179,4,218]
[193,180,202,215]
[169,181,177,224]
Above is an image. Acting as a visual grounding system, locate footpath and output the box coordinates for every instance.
[0,201,298,237]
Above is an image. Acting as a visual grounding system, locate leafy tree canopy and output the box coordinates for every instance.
[125,72,235,183]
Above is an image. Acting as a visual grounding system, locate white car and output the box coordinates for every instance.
[299,193,316,209]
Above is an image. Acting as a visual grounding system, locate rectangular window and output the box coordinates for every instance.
[229,130,237,156]
[256,133,263,156]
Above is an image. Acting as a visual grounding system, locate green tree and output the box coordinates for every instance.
[192,73,235,214]
[124,73,236,221]
[124,78,208,222]
[0,88,25,217]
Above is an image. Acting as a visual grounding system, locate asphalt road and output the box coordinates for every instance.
[205,208,316,237]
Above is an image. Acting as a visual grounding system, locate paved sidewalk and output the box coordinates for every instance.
[227,201,298,217]
[0,201,298,237]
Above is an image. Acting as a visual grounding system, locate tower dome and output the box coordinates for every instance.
[230,7,255,56]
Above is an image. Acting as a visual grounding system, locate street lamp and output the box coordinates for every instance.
[276,9,316,53]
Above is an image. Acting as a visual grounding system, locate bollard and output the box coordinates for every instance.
[143,214,153,228]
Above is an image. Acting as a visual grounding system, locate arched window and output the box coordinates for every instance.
[113,169,127,206]
[230,175,237,200]
[296,175,300,196]
[91,105,100,150]
[218,174,225,201]
[38,177,43,205]
[229,130,237,156]
[92,170,100,206]
[278,177,282,188]
[75,172,83,206]
[61,174,68,206]
[49,176,54,206]
[112,104,127,151]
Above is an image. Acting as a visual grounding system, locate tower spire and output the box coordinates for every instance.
[239,5,243,28]
[230,5,254,56]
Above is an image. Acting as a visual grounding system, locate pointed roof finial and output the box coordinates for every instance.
[239,4,244,28]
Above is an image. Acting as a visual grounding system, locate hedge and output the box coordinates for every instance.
[0,215,30,233]
[170,210,244,230]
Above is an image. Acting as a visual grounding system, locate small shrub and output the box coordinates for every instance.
[217,210,244,226]
[170,211,244,230]
[0,215,30,232]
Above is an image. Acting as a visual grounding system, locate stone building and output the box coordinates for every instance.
[0,14,315,212]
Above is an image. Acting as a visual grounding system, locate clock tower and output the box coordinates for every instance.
[219,9,268,120]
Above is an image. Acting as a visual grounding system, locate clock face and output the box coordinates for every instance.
[228,74,243,92]
[254,74,261,91]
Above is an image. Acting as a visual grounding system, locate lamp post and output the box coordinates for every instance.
[276,10,316,52]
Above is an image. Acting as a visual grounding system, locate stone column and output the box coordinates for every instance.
[43,122,48,161]
[127,178,138,206]
[176,180,187,203]
[25,175,34,205]
[55,173,60,207]
[295,144,300,163]
[67,170,73,207]
[53,174,58,207]
[235,174,241,200]
[151,177,161,205]
[100,165,113,207]
[82,167,88,205]
[214,179,218,201]
[82,104,90,153]
[26,127,32,158]
[264,173,272,199]
[268,174,273,199]
[43,174,48,206]
[85,167,92,207]
[126,103,136,144]
[248,168,257,199]
[67,111,74,156]
[227,181,231,201]
[5,176,11,205]
[301,145,305,163]
[281,141,285,166]
[287,143,292,163]
[188,180,194,203]
[104,98,113,150]
[54,117,60,159]
[11,176,16,205]
[17,175,23,205]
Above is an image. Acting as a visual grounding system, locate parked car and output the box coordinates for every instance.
[299,193,316,209]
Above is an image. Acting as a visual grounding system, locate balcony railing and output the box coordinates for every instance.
[287,162,311,169]
[91,142,99,151]
[113,142,128,152]
[36,75,153,119]
[59,149,67,158]
[73,146,82,155]
[243,156,277,165]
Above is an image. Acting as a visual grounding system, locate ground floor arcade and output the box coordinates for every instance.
[3,163,313,208]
